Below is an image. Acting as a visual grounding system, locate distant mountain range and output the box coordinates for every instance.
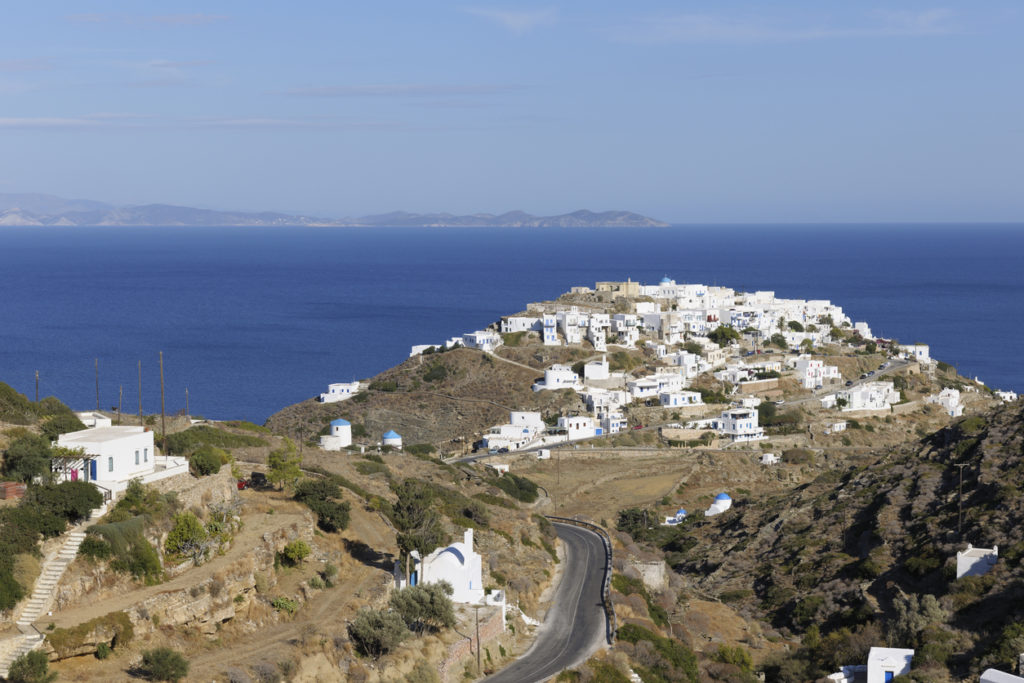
[0,193,669,228]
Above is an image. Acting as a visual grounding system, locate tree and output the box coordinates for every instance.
[188,444,225,476]
[280,539,311,566]
[707,325,741,348]
[40,412,86,440]
[770,333,788,350]
[348,608,410,657]
[788,321,805,332]
[140,647,189,682]
[6,650,56,683]
[389,582,456,633]
[164,511,211,564]
[2,434,53,483]
[391,480,445,555]
[267,438,302,490]
[27,480,103,523]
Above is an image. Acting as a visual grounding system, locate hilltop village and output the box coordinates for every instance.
[1,276,1022,683]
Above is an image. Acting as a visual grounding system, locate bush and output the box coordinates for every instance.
[6,649,56,683]
[294,478,352,532]
[279,540,311,566]
[423,364,448,382]
[708,325,741,347]
[140,647,189,682]
[2,434,53,482]
[271,596,299,614]
[405,443,436,457]
[79,534,113,560]
[616,623,698,683]
[492,473,539,503]
[189,444,226,476]
[164,511,208,561]
[389,582,456,633]
[164,425,265,456]
[40,412,87,440]
[348,608,410,657]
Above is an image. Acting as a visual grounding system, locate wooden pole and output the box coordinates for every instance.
[185,387,190,418]
[95,358,100,411]
[955,463,968,537]
[138,360,143,423]
[474,605,482,673]
[35,370,39,403]
[118,385,123,425]
[159,352,167,455]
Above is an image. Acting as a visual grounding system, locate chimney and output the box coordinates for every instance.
[464,528,473,548]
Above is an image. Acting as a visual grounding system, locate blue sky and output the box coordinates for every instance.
[1,1,1022,222]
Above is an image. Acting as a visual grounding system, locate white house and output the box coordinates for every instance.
[533,364,581,391]
[926,387,964,417]
[995,390,1019,402]
[761,453,779,465]
[404,529,485,604]
[981,669,1024,683]
[500,316,541,334]
[54,426,188,494]
[899,344,931,364]
[557,309,585,346]
[584,356,610,382]
[75,412,112,428]
[556,415,601,440]
[319,381,362,403]
[835,381,900,412]
[582,388,629,414]
[627,372,686,399]
[542,314,559,346]
[482,412,546,451]
[828,647,914,683]
[824,421,847,434]
[956,544,998,579]
[462,330,503,353]
[599,411,628,435]
[715,408,766,443]
[853,322,873,339]
[705,493,732,517]
[382,430,403,449]
[790,355,841,389]
[662,508,687,526]
[320,419,352,451]
[659,391,703,408]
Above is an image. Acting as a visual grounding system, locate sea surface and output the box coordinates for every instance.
[0,225,1021,422]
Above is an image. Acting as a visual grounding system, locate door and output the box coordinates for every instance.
[885,672,894,682]
[89,459,96,481]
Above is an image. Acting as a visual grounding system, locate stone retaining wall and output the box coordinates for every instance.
[438,606,503,682]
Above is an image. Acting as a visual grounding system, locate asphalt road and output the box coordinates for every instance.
[484,523,608,683]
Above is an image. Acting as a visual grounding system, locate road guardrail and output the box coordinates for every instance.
[544,515,617,644]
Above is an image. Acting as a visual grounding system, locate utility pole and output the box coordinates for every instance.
[159,352,167,455]
[118,385,123,425]
[474,605,482,674]
[955,463,968,537]
[94,358,100,411]
[137,360,143,424]
[185,387,190,418]
[34,370,39,403]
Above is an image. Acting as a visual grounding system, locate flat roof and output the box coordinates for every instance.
[59,426,148,444]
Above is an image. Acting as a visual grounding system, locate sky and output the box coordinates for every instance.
[1,1,1022,223]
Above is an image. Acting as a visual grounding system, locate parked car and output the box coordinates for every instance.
[860,373,868,379]
[632,424,644,430]
[867,370,875,376]
[249,472,268,489]
[846,380,854,386]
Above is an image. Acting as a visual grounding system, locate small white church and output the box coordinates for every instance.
[396,529,485,604]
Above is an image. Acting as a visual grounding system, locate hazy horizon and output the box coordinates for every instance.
[2,2,1023,223]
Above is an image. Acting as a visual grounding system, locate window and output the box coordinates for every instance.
[144,448,148,462]
[108,457,114,472]
[135,450,140,465]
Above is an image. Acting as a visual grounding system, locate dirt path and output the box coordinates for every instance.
[46,499,309,630]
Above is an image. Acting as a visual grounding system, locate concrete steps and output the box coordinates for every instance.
[0,503,107,675]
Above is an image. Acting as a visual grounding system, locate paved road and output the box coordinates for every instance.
[485,523,608,682]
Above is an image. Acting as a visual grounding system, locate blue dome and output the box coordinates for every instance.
[676,508,687,516]
[330,418,350,427]
[660,276,672,284]
[715,493,731,501]
[383,430,401,439]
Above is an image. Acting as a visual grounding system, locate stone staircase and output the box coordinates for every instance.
[0,504,106,678]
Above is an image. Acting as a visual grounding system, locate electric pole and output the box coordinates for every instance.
[118,385,123,425]
[185,386,190,418]
[34,370,39,403]
[95,358,100,411]
[159,351,167,455]
[474,605,482,673]
[138,360,142,424]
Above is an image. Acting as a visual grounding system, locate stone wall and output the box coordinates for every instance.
[630,560,667,591]
[438,605,504,682]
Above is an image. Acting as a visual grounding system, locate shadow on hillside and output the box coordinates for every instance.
[344,538,394,571]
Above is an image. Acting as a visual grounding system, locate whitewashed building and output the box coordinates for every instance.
[627,372,686,399]
[662,508,687,526]
[981,669,1024,683]
[462,330,503,353]
[54,426,188,494]
[899,344,931,364]
[995,390,1019,402]
[790,355,842,389]
[319,381,362,403]
[926,387,964,417]
[556,415,601,440]
[382,430,403,449]
[533,364,581,392]
[659,391,703,408]
[404,529,485,604]
[584,356,610,382]
[761,453,779,465]
[75,412,112,428]
[828,647,914,683]
[705,493,732,517]
[320,418,353,451]
[715,408,766,442]
[482,412,546,451]
[542,314,559,346]
[832,381,900,412]
[599,411,628,435]
[500,316,541,334]
[956,544,998,579]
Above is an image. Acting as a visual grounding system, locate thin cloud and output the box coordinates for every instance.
[0,113,402,131]
[465,7,557,34]
[286,84,524,98]
[148,14,228,26]
[610,9,955,44]
[0,58,55,72]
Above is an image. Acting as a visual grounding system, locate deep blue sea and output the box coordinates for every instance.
[0,225,1021,422]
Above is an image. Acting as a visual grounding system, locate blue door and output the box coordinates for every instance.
[885,673,894,682]
[89,459,96,481]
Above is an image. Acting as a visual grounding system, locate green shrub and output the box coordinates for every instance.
[79,535,113,560]
[1,434,53,483]
[405,443,437,457]
[492,473,539,503]
[354,460,390,477]
[348,608,410,657]
[6,649,56,683]
[48,611,133,659]
[140,647,189,682]
[616,623,698,683]
[369,379,398,392]
[164,511,208,561]
[95,641,111,659]
[423,364,448,382]
[164,425,265,456]
[40,412,87,440]
[188,444,226,476]
[271,596,300,614]
[279,540,311,566]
